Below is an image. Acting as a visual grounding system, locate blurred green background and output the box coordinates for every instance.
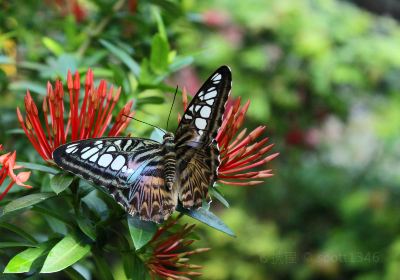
[1,0,400,279]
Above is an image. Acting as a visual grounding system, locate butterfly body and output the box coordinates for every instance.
[53,66,232,223]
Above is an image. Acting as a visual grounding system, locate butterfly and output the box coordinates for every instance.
[53,66,232,223]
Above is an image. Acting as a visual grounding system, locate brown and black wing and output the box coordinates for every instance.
[53,137,177,223]
[175,66,232,208]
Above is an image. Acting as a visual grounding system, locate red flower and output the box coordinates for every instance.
[146,217,210,280]
[17,69,135,162]
[0,145,32,201]
[181,89,278,186]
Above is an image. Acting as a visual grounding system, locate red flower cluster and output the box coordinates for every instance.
[0,145,32,201]
[216,97,279,186]
[181,89,278,186]
[146,217,209,280]
[17,69,135,161]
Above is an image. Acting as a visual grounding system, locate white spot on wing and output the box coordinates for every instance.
[206,99,214,105]
[195,105,201,112]
[198,91,204,97]
[89,153,98,162]
[212,73,221,81]
[195,118,207,130]
[204,90,217,100]
[81,147,90,153]
[115,140,122,146]
[200,106,211,118]
[207,87,216,92]
[189,105,194,112]
[66,147,78,154]
[81,148,99,159]
[111,155,126,171]
[184,114,192,120]
[106,146,116,152]
[121,166,127,173]
[124,140,132,150]
[98,154,113,167]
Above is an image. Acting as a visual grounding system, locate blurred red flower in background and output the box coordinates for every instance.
[17,69,135,161]
[180,89,278,186]
[146,217,210,280]
[0,145,32,201]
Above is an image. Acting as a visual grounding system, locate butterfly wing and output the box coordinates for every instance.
[53,137,177,222]
[175,66,232,208]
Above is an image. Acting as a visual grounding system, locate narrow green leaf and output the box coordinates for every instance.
[99,39,140,76]
[76,216,96,241]
[0,242,36,249]
[150,34,169,73]
[4,242,51,273]
[92,249,114,280]
[64,267,87,280]
[169,56,194,72]
[50,173,74,194]
[152,7,166,40]
[0,222,37,244]
[209,187,230,208]
[9,81,47,96]
[177,205,235,237]
[32,205,72,225]
[136,96,165,107]
[17,162,58,174]
[123,253,149,280]
[42,37,64,56]
[41,235,90,273]
[127,216,157,250]
[149,0,183,17]
[3,193,54,214]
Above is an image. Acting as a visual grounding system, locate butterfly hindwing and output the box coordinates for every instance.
[175,66,232,208]
[53,137,177,222]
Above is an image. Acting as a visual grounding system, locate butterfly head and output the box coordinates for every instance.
[162,132,175,143]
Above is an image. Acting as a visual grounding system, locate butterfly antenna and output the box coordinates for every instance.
[166,85,178,131]
[123,115,166,134]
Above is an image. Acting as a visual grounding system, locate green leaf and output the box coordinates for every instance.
[177,205,235,237]
[3,193,55,214]
[209,187,230,208]
[92,249,114,280]
[152,7,166,40]
[9,81,47,96]
[76,215,96,241]
[42,37,64,56]
[136,96,165,107]
[64,267,87,280]
[17,162,58,174]
[169,56,194,72]
[50,173,74,194]
[0,242,36,249]
[99,39,140,77]
[0,222,37,244]
[4,242,51,273]
[150,34,169,73]
[127,216,157,250]
[41,235,90,273]
[123,253,149,280]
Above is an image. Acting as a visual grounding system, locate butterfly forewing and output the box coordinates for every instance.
[175,66,232,208]
[176,66,232,143]
[53,137,177,222]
